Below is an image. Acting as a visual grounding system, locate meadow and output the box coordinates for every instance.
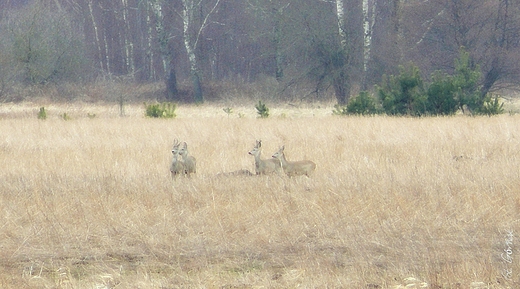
[0,102,519,288]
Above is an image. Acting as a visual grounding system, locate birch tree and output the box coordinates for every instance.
[121,0,135,77]
[181,0,202,102]
[392,0,404,62]
[361,0,376,89]
[150,0,178,100]
[87,0,104,72]
[179,0,221,103]
[333,0,350,104]
[246,0,292,82]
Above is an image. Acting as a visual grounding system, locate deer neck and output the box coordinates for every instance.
[253,151,263,163]
[279,153,289,168]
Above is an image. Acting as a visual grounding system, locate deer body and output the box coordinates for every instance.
[248,140,281,175]
[178,142,196,177]
[170,140,185,178]
[217,169,254,177]
[272,145,316,177]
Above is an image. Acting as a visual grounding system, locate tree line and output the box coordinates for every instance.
[0,0,519,106]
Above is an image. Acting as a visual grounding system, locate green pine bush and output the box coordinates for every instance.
[144,102,177,118]
[255,101,269,118]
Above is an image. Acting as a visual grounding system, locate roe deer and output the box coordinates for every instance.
[178,141,196,177]
[272,145,316,177]
[170,139,185,178]
[248,140,282,175]
[216,169,254,177]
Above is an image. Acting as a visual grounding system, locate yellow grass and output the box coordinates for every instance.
[1,103,519,288]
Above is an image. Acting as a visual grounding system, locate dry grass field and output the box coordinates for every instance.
[0,102,519,288]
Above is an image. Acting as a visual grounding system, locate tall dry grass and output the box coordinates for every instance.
[0,103,519,288]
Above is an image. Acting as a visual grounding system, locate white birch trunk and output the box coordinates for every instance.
[182,0,203,102]
[88,1,104,72]
[145,2,155,79]
[103,29,111,75]
[121,0,135,77]
[362,0,376,73]
[182,0,196,74]
[150,0,168,74]
[335,0,348,50]
[333,0,349,104]
[393,0,404,62]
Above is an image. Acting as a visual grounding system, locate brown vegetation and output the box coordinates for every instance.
[0,103,519,288]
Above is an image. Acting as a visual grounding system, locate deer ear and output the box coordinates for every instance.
[258,140,262,147]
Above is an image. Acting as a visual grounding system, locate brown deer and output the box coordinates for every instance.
[272,145,316,177]
[248,140,282,175]
[178,141,196,177]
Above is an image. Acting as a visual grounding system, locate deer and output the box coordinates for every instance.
[248,140,282,175]
[170,139,185,178]
[272,145,316,177]
[216,169,254,177]
[178,141,197,177]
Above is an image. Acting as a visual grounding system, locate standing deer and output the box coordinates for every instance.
[170,139,185,178]
[248,140,282,175]
[178,141,196,177]
[272,145,316,177]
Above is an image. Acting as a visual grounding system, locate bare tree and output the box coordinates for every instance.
[479,0,520,96]
[407,0,520,95]
[150,0,178,100]
[332,0,351,104]
[177,0,221,103]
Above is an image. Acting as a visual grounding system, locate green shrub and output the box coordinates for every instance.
[333,92,377,116]
[479,95,504,116]
[347,91,377,115]
[426,72,458,115]
[223,107,233,117]
[378,64,427,116]
[37,107,47,120]
[255,100,269,118]
[144,102,177,118]
[452,48,482,113]
[332,104,347,115]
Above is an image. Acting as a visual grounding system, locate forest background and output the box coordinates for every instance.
[1,0,520,107]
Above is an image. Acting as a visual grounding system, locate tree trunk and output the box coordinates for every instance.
[145,1,155,80]
[333,71,349,105]
[335,0,348,50]
[88,1,104,72]
[121,0,135,77]
[274,7,284,81]
[167,66,178,100]
[392,0,404,62]
[150,0,178,100]
[182,0,203,103]
[361,0,376,90]
[334,0,350,105]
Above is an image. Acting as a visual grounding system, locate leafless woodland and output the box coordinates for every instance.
[0,0,519,103]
